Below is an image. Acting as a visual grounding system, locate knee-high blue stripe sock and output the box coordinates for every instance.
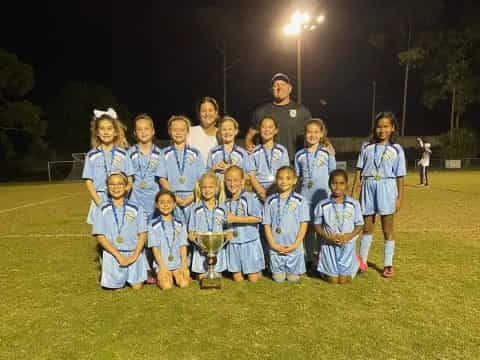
[384,240,395,267]
[359,234,373,261]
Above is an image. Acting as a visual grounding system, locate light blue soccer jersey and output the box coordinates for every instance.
[314,196,364,235]
[207,144,250,177]
[294,146,336,207]
[148,217,188,271]
[82,147,134,192]
[128,144,166,217]
[248,144,290,189]
[356,142,406,178]
[225,191,262,244]
[188,202,229,273]
[356,142,406,215]
[92,200,147,251]
[314,196,364,277]
[158,145,205,197]
[263,192,310,253]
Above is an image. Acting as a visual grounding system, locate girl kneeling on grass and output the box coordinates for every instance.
[148,190,190,290]
[263,166,310,283]
[188,172,232,279]
[93,172,148,290]
[224,165,264,283]
[314,169,364,284]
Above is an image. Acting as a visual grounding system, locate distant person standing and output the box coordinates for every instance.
[245,73,312,160]
[187,97,220,165]
[417,137,432,187]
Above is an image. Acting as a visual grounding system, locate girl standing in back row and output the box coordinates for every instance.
[352,112,406,278]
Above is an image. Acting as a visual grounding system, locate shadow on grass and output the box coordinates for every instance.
[367,261,383,275]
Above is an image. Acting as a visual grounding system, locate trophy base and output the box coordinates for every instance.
[200,277,222,290]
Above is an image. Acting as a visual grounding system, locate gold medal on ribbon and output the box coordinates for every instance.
[307,180,313,189]
[179,176,186,184]
[139,180,146,189]
[275,227,282,234]
[116,236,124,244]
[168,254,174,262]
[374,174,381,181]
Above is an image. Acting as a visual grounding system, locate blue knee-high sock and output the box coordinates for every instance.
[360,234,373,261]
[384,240,395,267]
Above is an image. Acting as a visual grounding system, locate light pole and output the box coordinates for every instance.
[283,11,325,104]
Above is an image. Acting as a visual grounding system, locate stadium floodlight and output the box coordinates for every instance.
[317,14,325,23]
[283,22,301,36]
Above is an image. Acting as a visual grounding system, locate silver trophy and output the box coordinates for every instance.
[196,231,227,289]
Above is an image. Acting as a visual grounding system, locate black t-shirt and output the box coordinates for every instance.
[251,101,312,160]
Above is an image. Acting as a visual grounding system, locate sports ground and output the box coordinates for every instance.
[0,171,478,359]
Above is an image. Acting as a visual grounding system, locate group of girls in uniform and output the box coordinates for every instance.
[82,99,406,290]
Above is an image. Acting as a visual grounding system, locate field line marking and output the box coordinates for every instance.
[0,192,84,214]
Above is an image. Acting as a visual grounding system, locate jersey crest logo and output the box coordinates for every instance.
[125,211,136,222]
[316,155,327,167]
[289,109,297,118]
[288,202,298,212]
[112,154,122,169]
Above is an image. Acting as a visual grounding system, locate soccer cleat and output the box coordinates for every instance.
[357,255,368,272]
[382,266,394,278]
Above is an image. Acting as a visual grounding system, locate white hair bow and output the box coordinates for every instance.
[93,107,118,120]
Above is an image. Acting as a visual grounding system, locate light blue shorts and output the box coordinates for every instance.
[100,250,147,289]
[269,249,306,275]
[361,177,398,216]
[227,239,265,274]
[317,237,359,277]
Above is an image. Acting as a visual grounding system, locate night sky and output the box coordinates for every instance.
[2,0,478,142]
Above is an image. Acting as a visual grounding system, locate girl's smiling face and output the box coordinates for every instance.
[220,120,238,144]
[97,119,117,145]
[156,194,176,217]
[135,118,155,144]
[260,118,278,143]
[305,123,324,147]
[200,176,218,202]
[169,120,188,144]
[107,174,127,199]
[276,168,296,193]
[224,168,244,195]
[330,174,347,198]
[375,118,395,143]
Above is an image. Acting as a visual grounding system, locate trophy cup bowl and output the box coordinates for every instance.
[196,231,227,289]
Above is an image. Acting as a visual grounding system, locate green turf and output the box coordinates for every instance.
[0,172,479,359]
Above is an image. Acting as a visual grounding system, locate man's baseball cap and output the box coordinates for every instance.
[271,73,290,85]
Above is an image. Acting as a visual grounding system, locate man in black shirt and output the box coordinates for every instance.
[245,73,312,159]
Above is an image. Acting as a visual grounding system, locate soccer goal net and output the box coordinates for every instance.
[47,153,86,181]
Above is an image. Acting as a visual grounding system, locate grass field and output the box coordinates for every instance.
[0,171,479,359]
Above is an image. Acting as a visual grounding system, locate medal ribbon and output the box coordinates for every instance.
[160,216,176,257]
[173,145,188,177]
[102,146,116,176]
[262,144,275,178]
[305,146,321,181]
[202,200,218,232]
[373,143,389,176]
[222,144,237,164]
[135,144,154,182]
[330,197,346,233]
[275,192,293,230]
[110,199,126,239]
